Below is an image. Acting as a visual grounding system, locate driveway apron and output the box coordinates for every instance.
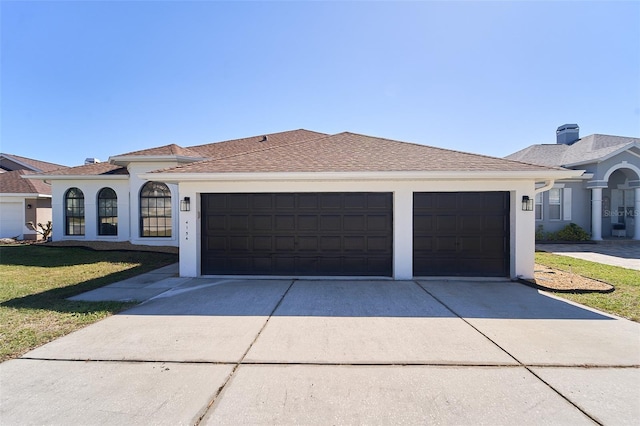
[1,278,639,425]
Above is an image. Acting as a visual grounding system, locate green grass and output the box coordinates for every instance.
[0,245,177,362]
[536,252,640,322]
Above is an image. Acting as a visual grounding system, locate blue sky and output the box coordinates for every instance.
[2,1,639,167]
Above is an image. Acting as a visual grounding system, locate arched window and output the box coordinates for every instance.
[98,187,118,236]
[140,182,172,237]
[65,187,84,236]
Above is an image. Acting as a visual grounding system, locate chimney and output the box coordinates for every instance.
[556,124,579,145]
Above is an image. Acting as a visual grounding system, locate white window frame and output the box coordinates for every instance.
[549,188,562,221]
[535,192,543,221]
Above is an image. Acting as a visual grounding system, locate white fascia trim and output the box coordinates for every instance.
[0,193,51,198]
[563,142,640,167]
[109,155,205,166]
[140,169,584,183]
[22,175,129,181]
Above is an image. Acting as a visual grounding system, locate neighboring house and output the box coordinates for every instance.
[506,124,640,241]
[0,154,66,240]
[26,130,580,279]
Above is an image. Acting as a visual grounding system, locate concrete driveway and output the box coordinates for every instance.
[2,278,639,425]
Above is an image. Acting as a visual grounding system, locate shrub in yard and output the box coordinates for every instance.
[555,223,590,241]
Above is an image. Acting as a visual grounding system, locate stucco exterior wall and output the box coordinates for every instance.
[177,178,536,280]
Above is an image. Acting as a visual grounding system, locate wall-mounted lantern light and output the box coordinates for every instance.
[522,196,534,211]
[180,197,191,212]
[26,204,33,209]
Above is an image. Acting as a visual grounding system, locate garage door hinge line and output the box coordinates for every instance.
[413,280,603,426]
[193,279,296,426]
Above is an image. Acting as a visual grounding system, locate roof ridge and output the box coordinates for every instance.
[162,131,330,173]
[186,129,326,151]
[341,131,559,170]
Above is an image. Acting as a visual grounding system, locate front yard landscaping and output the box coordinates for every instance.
[535,252,640,322]
[0,244,177,362]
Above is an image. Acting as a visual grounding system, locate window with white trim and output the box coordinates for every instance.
[535,192,543,220]
[549,188,562,220]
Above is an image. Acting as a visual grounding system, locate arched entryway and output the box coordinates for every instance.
[591,164,640,240]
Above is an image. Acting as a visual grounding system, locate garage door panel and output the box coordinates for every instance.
[436,216,456,232]
[202,193,392,276]
[367,215,389,230]
[344,216,365,230]
[414,192,509,277]
[298,215,318,230]
[275,216,295,230]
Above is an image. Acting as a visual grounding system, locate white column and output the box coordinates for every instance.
[591,187,603,241]
[393,189,413,280]
[634,188,640,241]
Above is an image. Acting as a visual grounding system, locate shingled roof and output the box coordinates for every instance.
[114,143,204,158]
[153,132,562,174]
[506,134,640,167]
[0,153,66,173]
[37,162,129,176]
[0,170,52,195]
[187,129,327,159]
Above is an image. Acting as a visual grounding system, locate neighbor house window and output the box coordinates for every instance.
[549,188,562,220]
[535,192,543,220]
[98,187,118,236]
[65,187,85,235]
[140,181,172,237]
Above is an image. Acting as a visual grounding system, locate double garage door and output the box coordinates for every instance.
[201,192,509,277]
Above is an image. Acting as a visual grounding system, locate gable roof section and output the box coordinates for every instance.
[0,170,52,195]
[29,162,129,178]
[186,129,327,158]
[0,153,66,173]
[152,132,565,175]
[114,143,203,158]
[506,134,640,167]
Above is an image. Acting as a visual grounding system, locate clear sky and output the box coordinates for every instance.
[1,0,639,167]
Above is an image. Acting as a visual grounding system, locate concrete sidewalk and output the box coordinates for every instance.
[537,240,640,270]
[2,278,639,425]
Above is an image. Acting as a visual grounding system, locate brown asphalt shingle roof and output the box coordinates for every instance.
[115,144,204,158]
[0,153,66,172]
[154,132,562,174]
[187,129,327,159]
[41,162,128,176]
[0,170,52,195]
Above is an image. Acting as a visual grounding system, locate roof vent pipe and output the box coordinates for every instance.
[556,124,579,145]
[259,136,268,142]
[84,158,101,164]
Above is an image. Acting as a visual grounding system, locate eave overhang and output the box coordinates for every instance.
[0,193,51,198]
[141,169,584,184]
[109,155,206,166]
[23,175,129,181]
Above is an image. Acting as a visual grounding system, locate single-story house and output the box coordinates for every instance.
[26,130,581,279]
[0,153,65,240]
[506,124,640,240]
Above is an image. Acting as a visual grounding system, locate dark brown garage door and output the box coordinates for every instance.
[413,192,509,277]
[201,193,393,276]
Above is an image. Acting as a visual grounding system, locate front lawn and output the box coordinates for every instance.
[535,252,640,322]
[0,245,177,362]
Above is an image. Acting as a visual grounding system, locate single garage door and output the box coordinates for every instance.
[413,192,509,277]
[201,192,393,276]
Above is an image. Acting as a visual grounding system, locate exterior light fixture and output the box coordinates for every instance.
[26,204,33,209]
[180,197,191,212]
[522,195,534,211]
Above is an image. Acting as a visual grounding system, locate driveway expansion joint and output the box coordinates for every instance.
[193,279,296,426]
[413,280,607,426]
